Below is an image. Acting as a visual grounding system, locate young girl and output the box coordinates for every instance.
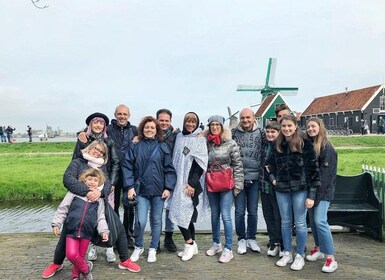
[52,168,109,280]
[261,121,283,257]
[265,115,320,271]
[122,116,176,263]
[306,117,338,273]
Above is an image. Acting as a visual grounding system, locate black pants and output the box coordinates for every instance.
[261,191,282,245]
[178,223,196,242]
[114,183,135,239]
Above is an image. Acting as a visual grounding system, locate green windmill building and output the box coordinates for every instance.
[237,58,298,126]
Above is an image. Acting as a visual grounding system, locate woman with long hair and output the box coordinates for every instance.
[265,115,320,271]
[306,117,338,273]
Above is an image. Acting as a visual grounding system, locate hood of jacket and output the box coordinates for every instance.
[234,122,259,133]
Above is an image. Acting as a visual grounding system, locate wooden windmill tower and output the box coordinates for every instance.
[237,58,298,102]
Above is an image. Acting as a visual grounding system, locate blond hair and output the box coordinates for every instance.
[79,168,106,186]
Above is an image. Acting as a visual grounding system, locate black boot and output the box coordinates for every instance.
[164,232,177,252]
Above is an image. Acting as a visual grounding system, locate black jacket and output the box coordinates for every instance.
[266,138,321,199]
[63,157,112,197]
[314,142,337,205]
[72,136,120,186]
[106,119,138,161]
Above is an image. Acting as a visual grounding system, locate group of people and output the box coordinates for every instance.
[42,103,339,279]
[0,125,16,142]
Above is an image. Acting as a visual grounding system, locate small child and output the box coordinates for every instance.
[52,168,109,280]
[261,121,283,257]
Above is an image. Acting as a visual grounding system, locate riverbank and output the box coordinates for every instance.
[1,232,384,279]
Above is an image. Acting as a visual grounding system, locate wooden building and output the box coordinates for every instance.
[300,85,385,134]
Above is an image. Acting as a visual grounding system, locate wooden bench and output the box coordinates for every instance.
[328,172,383,241]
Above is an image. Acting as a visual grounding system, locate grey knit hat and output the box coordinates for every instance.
[207,115,225,126]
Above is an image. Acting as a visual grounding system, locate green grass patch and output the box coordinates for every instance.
[0,142,75,153]
[0,153,72,200]
[329,135,385,147]
[336,148,385,175]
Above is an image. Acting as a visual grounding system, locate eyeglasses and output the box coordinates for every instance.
[93,146,105,156]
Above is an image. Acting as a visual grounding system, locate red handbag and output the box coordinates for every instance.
[205,162,235,192]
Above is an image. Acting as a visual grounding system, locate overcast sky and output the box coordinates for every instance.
[1,0,385,133]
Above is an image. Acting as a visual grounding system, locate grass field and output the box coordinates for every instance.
[1,136,384,200]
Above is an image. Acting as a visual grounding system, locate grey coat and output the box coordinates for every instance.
[232,123,265,180]
[204,128,244,191]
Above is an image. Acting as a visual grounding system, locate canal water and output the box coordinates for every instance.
[0,201,267,234]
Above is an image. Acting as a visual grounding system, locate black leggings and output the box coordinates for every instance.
[178,223,195,242]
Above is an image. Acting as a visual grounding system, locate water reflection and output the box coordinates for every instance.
[0,201,267,233]
[0,200,61,233]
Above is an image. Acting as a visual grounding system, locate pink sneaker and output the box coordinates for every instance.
[118,259,141,272]
[42,263,63,279]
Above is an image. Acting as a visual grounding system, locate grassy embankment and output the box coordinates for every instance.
[0,136,384,201]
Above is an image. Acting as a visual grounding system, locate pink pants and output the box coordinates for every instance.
[66,236,90,278]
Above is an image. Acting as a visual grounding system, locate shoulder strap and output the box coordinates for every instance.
[138,143,160,179]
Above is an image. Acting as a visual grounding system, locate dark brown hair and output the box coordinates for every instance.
[138,116,164,141]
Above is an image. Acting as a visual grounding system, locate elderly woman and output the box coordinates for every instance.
[122,116,176,263]
[204,115,244,263]
[42,140,140,279]
[168,112,208,262]
[73,112,120,262]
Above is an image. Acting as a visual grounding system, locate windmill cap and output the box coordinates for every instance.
[207,115,225,126]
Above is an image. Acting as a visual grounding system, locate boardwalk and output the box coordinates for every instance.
[1,232,385,280]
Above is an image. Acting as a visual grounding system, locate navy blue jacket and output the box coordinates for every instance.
[64,197,100,240]
[122,139,176,198]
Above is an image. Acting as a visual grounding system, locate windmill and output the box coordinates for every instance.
[236,58,298,102]
[227,106,239,129]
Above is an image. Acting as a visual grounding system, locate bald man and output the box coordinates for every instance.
[231,108,266,255]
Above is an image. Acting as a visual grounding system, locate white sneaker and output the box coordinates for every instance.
[181,242,198,261]
[322,258,338,273]
[291,254,305,271]
[306,246,325,261]
[130,247,144,262]
[247,239,261,253]
[178,251,184,258]
[237,239,247,255]
[219,248,234,263]
[88,245,98,261]
[276,251,293,267]
[206,243,222,256]
[105,247,116,263]
[267,244,279,257]
[147,248,157,263]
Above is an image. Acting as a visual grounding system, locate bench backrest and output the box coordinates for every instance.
[333,172,376,204]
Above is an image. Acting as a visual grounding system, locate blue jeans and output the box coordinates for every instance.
[207,190,233,250]
[309,200,335,255]
[134,195,164,249]
[234,180,259,240]
[276,191,308,255]
[164,209,174,232]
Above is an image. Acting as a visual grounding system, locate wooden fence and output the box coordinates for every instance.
[362,165,385,226]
